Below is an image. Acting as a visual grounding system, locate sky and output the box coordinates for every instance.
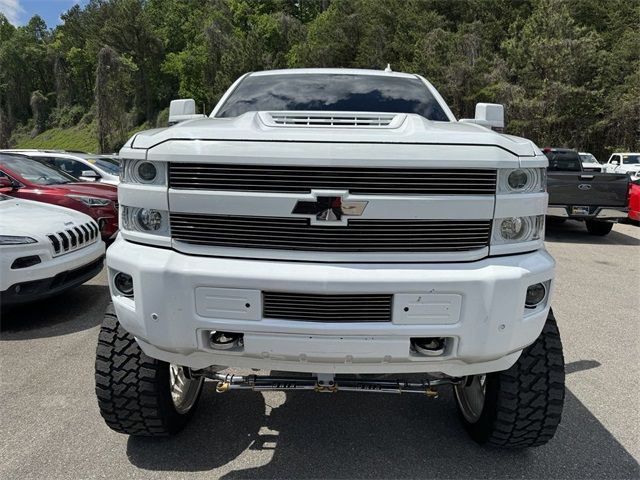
[0,0,88,27]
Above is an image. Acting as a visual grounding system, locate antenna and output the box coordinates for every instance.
[384,63,392,72]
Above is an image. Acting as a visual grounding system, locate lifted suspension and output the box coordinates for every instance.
[202,372,463,397]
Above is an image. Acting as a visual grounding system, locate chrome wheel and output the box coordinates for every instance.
[169,364,204,414]
[454,375,487,423]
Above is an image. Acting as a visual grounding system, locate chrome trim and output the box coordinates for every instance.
[546,206,569,217]
[291,191,368,225]
[170,214,492,254]
[168,163,498,195]
[263,292,393,322]
[596,208,629,219]
[546,206,628,219]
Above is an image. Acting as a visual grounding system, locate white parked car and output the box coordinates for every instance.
[0,150,121,185]
[578,152,602,172]
[0,195,105,305]
[96,68,564,448]
[603,152,640,180]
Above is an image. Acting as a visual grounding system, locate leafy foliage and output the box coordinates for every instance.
[0,0,637,156]
[12,125,99,152]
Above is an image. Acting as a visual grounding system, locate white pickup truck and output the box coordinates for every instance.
[95,68,564,448]
[603,152,640,180]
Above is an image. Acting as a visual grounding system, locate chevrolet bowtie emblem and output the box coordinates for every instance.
[292,193,368,225]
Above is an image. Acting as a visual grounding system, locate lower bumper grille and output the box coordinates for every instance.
[170,214,492,253]
[263,292,393,322]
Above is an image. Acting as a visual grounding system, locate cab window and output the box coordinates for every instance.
[50,157,88,178]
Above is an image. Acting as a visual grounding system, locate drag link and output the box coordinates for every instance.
[206,372,462,396]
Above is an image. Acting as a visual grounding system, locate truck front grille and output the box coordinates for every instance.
[170,214,491,252]
[169,164,497,195]
[47,221,99,256]
[263,292,392,322]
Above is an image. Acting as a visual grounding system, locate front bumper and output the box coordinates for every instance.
[547,205,628,221]
[1,240,105,305]
[107,237,555,376]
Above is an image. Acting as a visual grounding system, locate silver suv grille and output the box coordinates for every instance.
[168,164,497,195]
[263,292,392,322]
[170,214,491,252]
[47,222,99,256]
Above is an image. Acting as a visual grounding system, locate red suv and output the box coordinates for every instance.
[0,153,118,240]
[629,179,640,222]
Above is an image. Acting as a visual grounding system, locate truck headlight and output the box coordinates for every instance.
[492,215,544,244]
[137,162,157,181]
[498,168,546,193]
[66,194,112,207]
[121,206,170,235]
[121,159,166,185]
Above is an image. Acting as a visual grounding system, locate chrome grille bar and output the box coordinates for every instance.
[263,292,393,322]
[269,112,396,127]
[169,164,497,195]
[170,214,491,253]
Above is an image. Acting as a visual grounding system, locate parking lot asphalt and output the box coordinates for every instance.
[1,221,639,480]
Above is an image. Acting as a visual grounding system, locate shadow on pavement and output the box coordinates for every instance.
[565,359,601,374]
[0,284,110,339]
[126,389,267,471]
[545,221,639,246]
[125,360,638,479]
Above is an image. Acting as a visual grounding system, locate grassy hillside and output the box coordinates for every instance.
[13,125,100,153]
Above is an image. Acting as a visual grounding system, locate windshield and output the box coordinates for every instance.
[216,74,450,121]
[580,154,598,163]
[545,151,582,172]
[0,155,77,185]
[86,157,120,175]
[622,155,640,165]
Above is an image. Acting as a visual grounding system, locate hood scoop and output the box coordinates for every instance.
[259,111,405,128]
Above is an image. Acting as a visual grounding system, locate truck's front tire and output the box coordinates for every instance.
[95,304,204,436]
[585,220,613,236]
[454,310,565,448]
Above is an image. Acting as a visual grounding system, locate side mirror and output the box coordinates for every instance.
[611,160,619,166]
[474,103,504,130]
[79,170,99,181]
[168,99,206,126]
[459,103,504,131]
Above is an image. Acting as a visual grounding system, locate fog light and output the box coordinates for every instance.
[137,209,162,231]
[11,255,41,269]
[137,162,157,181]
[114,272,134,297]
[500,217,525,240]
[525,283,546,308]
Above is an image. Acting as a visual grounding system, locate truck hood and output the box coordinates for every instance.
[128,112,540,157]
[0,197,94,237]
